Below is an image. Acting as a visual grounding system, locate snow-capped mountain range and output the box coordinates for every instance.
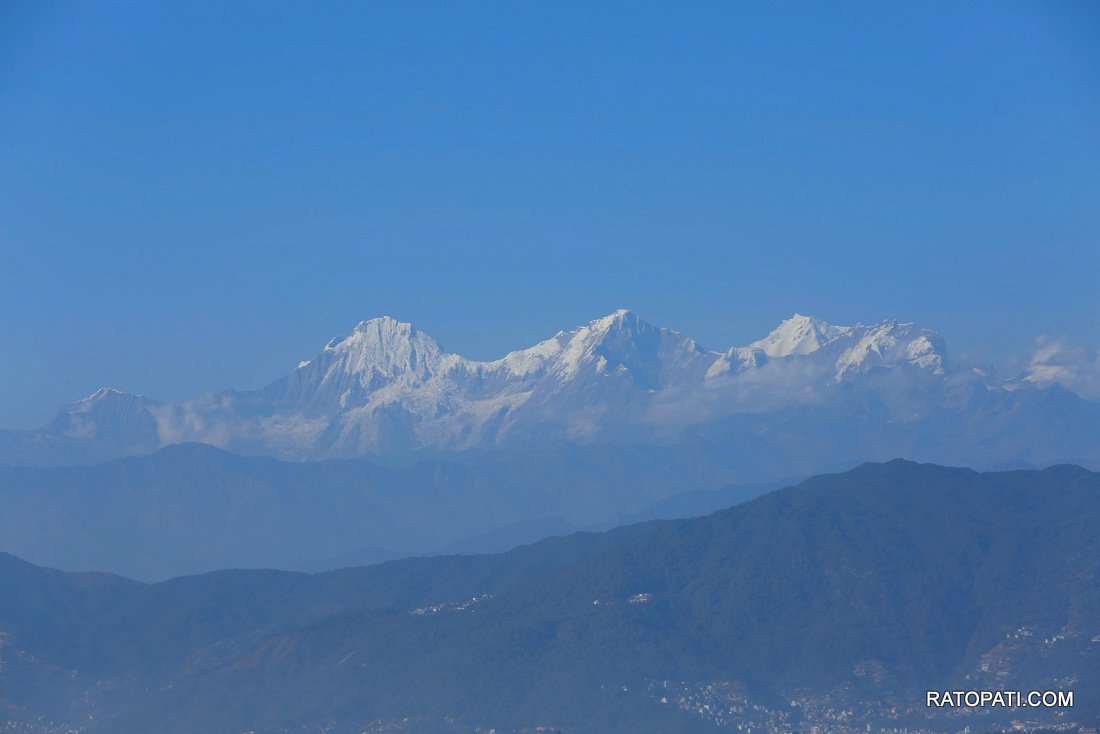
[3,310,1099,470]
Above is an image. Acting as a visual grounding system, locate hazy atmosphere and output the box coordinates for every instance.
[4,4,1100,733]
[2,1,1099,427]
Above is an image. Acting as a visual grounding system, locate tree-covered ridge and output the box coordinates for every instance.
[2,460,1097,733]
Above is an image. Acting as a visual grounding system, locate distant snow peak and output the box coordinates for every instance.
[352,315,405,335]
[751,313,851,357]
[44,387,160,445]
[84,386,126,403]
[590,308,637,331]
[22,308,1036,465]
[703,316,947,383]
[705,347,764,379]
[833,321,946,380]
[343,316,429,349]
[571,309,643,348]
[324,316,443,380]
[70,387,153,412]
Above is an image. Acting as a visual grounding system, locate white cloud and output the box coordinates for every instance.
[1023,336,1100,400]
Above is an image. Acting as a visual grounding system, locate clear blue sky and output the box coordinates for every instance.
[1,1,1098,427]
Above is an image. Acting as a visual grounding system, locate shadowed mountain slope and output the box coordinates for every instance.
[1,461,1096,733]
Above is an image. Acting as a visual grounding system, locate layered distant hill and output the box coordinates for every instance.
[2,311,1098,473]
[2,461,1096,734]
[0,442,776,580]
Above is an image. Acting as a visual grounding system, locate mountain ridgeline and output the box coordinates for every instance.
[3,311,1099,475]
[0,442,777,580]
[1,461,1097,733]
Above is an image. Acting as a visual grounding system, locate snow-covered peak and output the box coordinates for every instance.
[80,387,128,405]
[268,317,449,413]
[833,321,946,379]
[46,388,159,442]
[334,316,433,350]
[750,314,851,357]
[588,308,637,333]
[540,309,703,388]
[553,312,633,379]
[489,309,703,388]
[64,387,155,414]
[351,315,401,333]
[321,317,442,379]
[707,316,947,381]
[20,308,1043,465]
[568,309,650,352]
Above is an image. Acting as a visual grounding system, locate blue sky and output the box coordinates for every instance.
[1,1,1098,427]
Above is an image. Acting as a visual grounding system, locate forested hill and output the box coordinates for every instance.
[2,460,1097,733]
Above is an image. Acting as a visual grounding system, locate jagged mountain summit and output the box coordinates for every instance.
[2,310,1098,471]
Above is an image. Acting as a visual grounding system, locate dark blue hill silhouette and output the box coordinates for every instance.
[1,461,1097,733]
